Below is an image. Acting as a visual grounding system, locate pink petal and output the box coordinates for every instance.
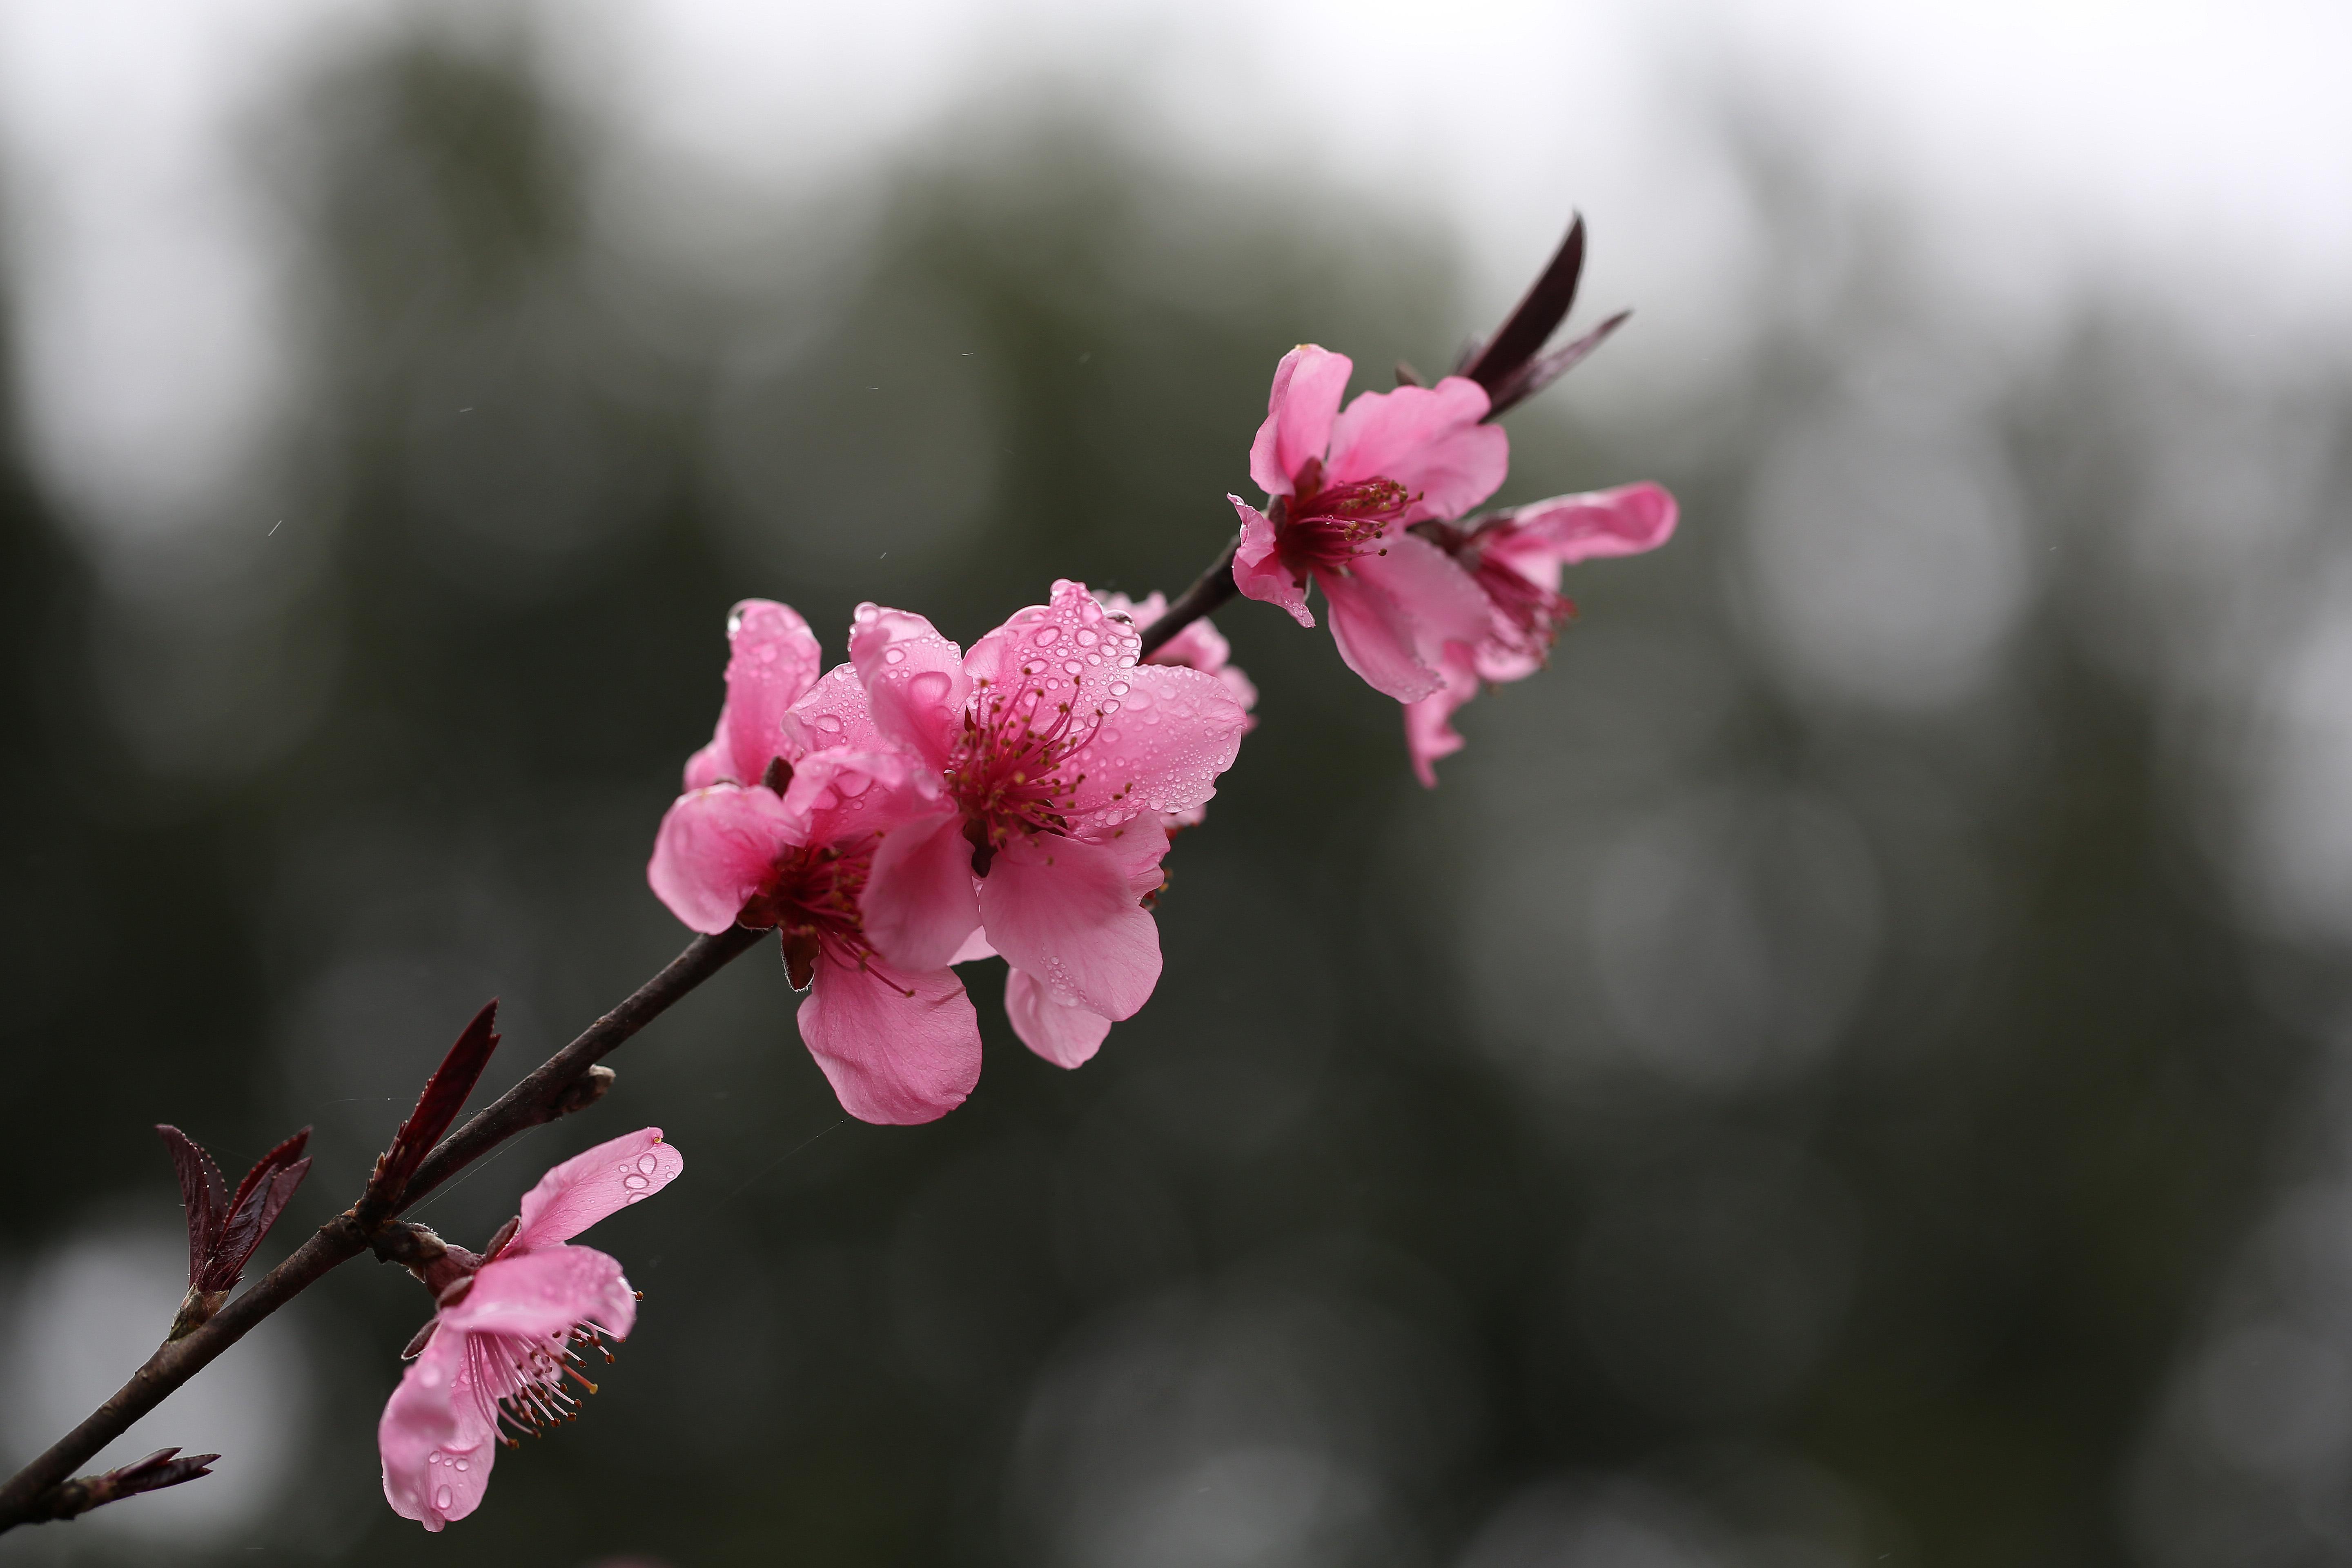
[781,663,885,758]
[1249,345,1352,496]
[513,1127,683,1252]
[714,599,823,786]
[778,746,944,849]
[442,1244,639,1341]
[1004,965,1113,1069]
[1324,376,1507,523]
[797,950,981,1124]
[1482,480,1680,592]
[1065,663,1247,832]
[1323,570,1443,702]
[976,831,1161,1020]
[964,578,1141,698]
[1215,663,1261,722]
[862,809,983,971]
[646,784,799,935]
[949,929,998,964]
[379,1328,495,1532]
[1354,528,1494,651]
[1231,496,1315,628]
[848,603,969,771]
[1404,640,1482,788]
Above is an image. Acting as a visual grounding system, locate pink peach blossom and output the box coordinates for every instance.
[380,1129,682,1532]
[647,601,981,1124]
[844,581,1248,1038]
[1229,345,1502,702]
[1403,482,1678,786]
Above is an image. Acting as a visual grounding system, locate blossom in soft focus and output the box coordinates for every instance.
[1098,589,1258,829]
[647,601,982,1124]
[1403,483,1678,786]
[380,1129,682,1532]
[1229,344,1503,702]
[843,581,1248,1058]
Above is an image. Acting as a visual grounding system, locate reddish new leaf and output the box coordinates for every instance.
[206,1128,312,1292]
[1481,308,1631,420]
[365,1000,501,1215]
[155,1126,227,1290]
[1458,214,1585,395]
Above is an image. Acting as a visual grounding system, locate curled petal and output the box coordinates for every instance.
[1481,480,1680,592]
[797,950,981,1124]
[1066,664,1247,832]
[849,604,969,771]
[513,1127,682,1252]
[1004,966,1113,1069]
[379,1327,496,1532]
[1230,497,1315,628]
[1249,344,1352,496]
[1404,640,1482,788]
[1324,376,1507,523]
[977,832,1161,1020]
[716,600,824,785]
[863,809,984,971]
[441,1245,639,1342]
[647,784,800,935]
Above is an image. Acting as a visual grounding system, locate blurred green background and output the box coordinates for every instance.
[4,19,2351,1568]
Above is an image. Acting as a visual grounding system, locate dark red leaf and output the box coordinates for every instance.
[1480,308,1631,419]
[366,1000,501,1214]
[205,1135,313,1293]
[1458,214,1585,396]
[155,1126,226,1289]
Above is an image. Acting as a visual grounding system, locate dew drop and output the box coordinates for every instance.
[637,1152,659,1174]
[627,1192,646,1204]
[835,769,873,797]
[435,1486,453,1510]
[1063,659,1082,675]
[1076,628,1098,646]
[1033,626,1061,646]
[1109,681,1129,697]
[883,646,907,665]
[624,1173,650,1191]
[814,713,844,734]
[454,1459,469,1472]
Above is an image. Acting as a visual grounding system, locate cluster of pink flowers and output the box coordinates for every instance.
[1230,343,1676,786]
[647,583,1251,1121]
[372,275,1675,1533]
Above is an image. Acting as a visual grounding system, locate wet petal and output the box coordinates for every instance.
[714,599,824,786]
[441,1244,638,1341]
[1004,965,1114,1069]
[848,603,969,771]
[964,577,1140,698]
[646,784,799,935]
[1404,639,1482,788]
[781,662,886,759]
[977,831,1161,1020]
[1066,663,1247,831]
[798,950,981,1124]
[513,1127,682,1252]
[379,1327,495,1532]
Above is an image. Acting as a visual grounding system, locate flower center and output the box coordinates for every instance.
[463,1322,617,1444]
[1275,457,1412,579]
[944,675,1107,875]
[1468,549,1573,659]
[739,839,889,989]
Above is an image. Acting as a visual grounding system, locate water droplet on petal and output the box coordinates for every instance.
[435,1486,453,1510]
[883,646,907,664]
[1109,681,1129,697]
[624,1173,650,1190]
[835,769,873,797]
[1076,628,1098,646]
[454,1459,469,1472]
[814,713,844,733]
[627,1192,646,1204]
[1033,626,1060,646]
